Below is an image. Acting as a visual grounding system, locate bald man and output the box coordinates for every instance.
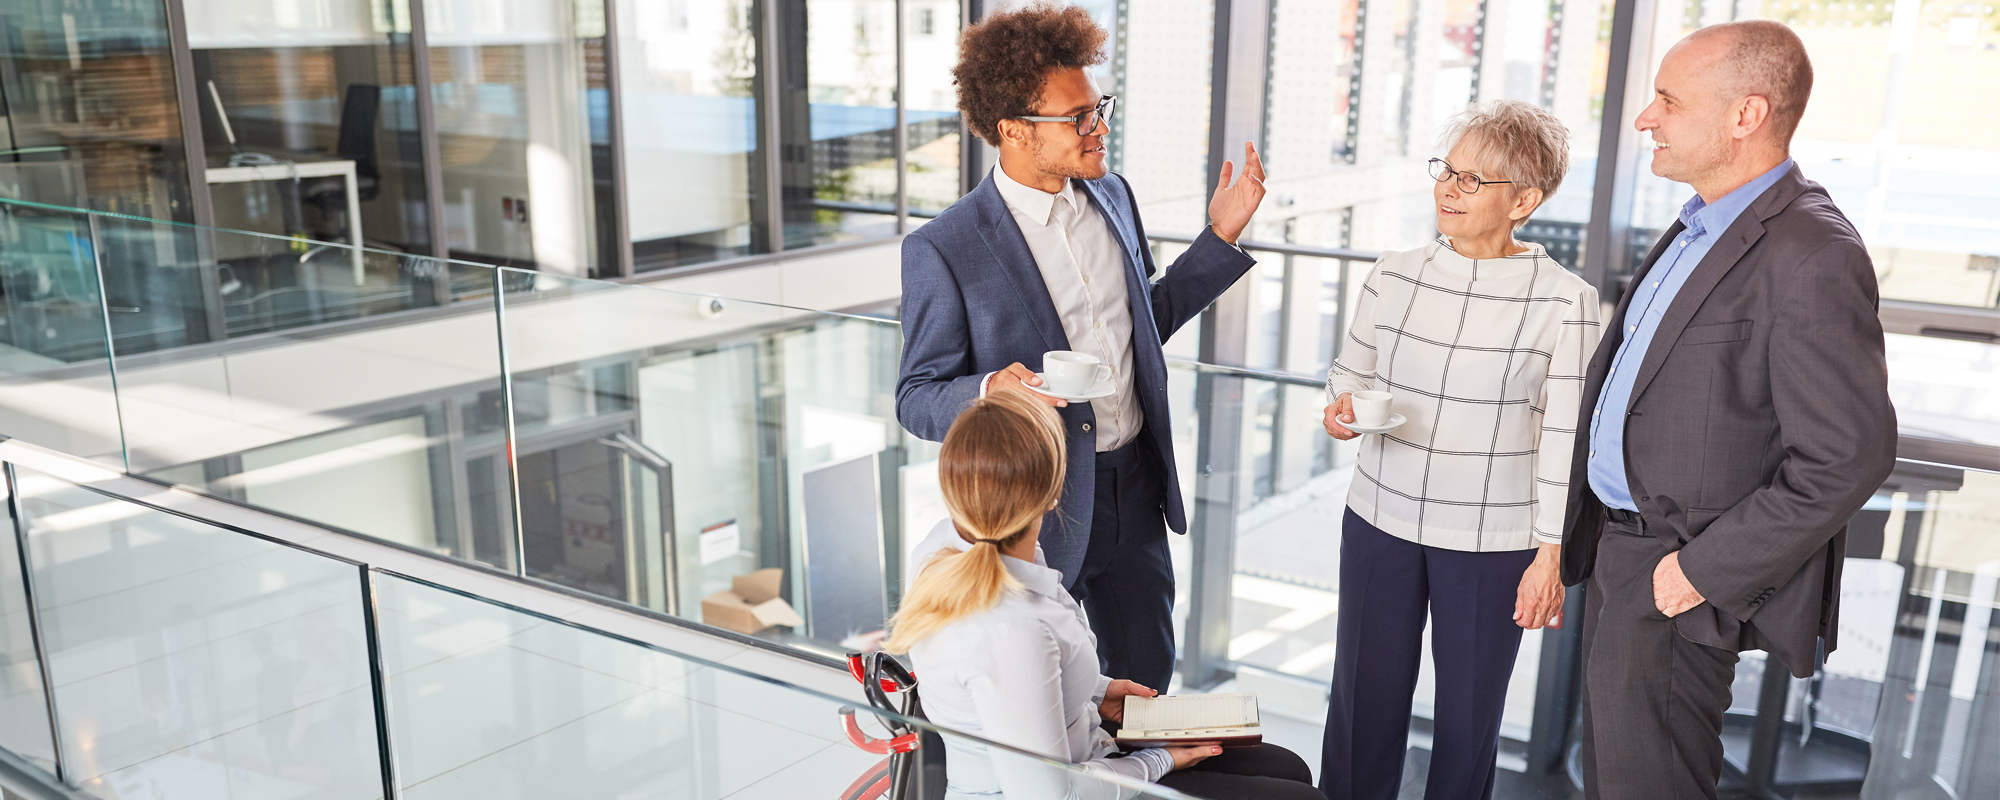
[1557,21,1896,800]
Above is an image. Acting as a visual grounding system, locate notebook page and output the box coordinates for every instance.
[1127,693,1258,732]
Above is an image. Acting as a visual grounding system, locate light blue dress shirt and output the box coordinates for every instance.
[1586,159,1795,510]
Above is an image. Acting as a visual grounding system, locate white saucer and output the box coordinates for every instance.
[1343,413,1406,435]
[1027,374,1116,401]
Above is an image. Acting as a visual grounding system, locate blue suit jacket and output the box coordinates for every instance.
[896,170,1256,585]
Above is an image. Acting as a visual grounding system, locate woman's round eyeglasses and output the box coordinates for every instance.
[1016,95,1117,137]
[1428,158,1513,194]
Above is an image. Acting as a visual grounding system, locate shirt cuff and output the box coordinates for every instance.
[979,371,997,398]
[1133,748,1175,782]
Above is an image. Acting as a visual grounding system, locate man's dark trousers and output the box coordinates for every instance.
[1069,435,1174,692]
[1579,513,1740,800]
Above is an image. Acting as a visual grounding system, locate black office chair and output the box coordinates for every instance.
[302,83,381,233]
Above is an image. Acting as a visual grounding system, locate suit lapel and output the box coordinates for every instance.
[970,177,1070,353]
[1625,169,1808,407]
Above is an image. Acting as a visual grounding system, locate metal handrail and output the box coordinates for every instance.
[1148,232,1379,263]
[1166,357,1325,389]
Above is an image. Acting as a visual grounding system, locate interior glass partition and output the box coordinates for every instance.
[0,0,194,217]
[778,0,902,247]
[903,0,964,217]
[182,0,436,258]
[615,0,764,271]
[425,0,610,277]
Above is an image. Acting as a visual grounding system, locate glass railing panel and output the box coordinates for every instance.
[0,202,125,469]
[373,571,1202,800]
[10,464,383,798]
[494,267,911,655]
[492,269,790,621]
[80,207,487,354]
[99,233,513,568]
[0,468,54,774]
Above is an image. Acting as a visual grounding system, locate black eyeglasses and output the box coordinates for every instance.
[1429,158,1513,194]
[1017,95,1116,137]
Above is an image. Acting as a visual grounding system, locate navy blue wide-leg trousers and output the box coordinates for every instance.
[1319,508,1537,800]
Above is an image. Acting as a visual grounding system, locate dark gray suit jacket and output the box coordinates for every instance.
[896,171,1255,584]
[1559,165,1898,677]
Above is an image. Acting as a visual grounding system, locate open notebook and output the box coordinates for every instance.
[1114,692,1263,748]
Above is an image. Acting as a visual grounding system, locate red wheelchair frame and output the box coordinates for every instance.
[837,651,941,800]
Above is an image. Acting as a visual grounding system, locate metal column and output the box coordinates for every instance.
[1182,0,1274,690]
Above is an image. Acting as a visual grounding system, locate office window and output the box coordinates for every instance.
[905,2,961,215]
[426,0,610,277]
[0,0,193,217]
[619,0,763,270]
[1257,0,1609,258]
[780,0,901,248]
[185,0,432,256]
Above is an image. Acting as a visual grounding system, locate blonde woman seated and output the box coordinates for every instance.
[887,392,1321,800]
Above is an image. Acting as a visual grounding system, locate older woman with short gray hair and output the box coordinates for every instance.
[1318,100,1603,800]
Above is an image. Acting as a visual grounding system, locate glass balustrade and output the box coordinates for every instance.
[0,195,1996,799]
[0,439,1203,799]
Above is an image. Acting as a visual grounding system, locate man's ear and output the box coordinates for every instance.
[997,118,1029,151]
[1733,95,1772,141]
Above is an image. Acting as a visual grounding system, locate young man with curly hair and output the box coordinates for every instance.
[895,3,1268,696]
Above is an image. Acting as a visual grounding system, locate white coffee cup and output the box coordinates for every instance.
[1349,390,1394,428]
[1044,351,1112,396]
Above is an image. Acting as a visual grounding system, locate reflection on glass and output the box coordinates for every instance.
[904,0,963,216]
[0,473,54,774]
[618,0,762,271]
[184,0,434,260]
[1629,9,2000,310]
[783,0,901,247]
[0,0,193,217]
[427,0,609,277]
[0,203,124,466]
[13,465,380,797]
[114,252,506,565]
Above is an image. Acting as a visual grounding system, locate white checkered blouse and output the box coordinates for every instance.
[1326,237,1602,551]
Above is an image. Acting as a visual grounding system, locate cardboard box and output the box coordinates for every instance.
[701,568,804,635]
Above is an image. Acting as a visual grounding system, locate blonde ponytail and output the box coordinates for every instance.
[884,392,1066,653]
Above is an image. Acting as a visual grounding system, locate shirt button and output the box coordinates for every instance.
[1652,281,1659,287]
[1590,450,1596,457]
[1628,325,1636,333]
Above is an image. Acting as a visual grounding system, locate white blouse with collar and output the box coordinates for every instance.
[903,518,1173,799]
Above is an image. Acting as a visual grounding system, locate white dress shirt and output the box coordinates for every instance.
[1325,238,1603,551]
[988,166,1142,452]
[905,519,1174,798]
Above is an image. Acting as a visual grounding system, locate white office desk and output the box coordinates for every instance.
[205,158,366,285]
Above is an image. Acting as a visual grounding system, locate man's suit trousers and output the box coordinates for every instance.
[1068,437,1176,692]
[1580,516,1741,800]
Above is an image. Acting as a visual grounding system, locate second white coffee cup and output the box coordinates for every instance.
[1350,390,1393,427]
[1044,351,1112,395]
